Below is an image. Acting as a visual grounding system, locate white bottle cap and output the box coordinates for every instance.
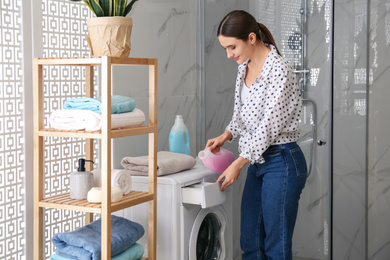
[176,115,183,121]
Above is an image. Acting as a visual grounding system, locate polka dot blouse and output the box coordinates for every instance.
[225,44,302,164]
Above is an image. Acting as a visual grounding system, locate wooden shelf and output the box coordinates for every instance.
[39,125,156,139]
[33,56,158,260]
[35,56,157,66]
[39,191,153,213]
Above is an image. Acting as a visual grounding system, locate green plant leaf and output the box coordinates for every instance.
[81,0,95,15]
[88,0,104,17]
[99,0,112,16]
[124,0,139,17]
[115,0,127,16]
[112,0,117,16]
[73,0,138,17]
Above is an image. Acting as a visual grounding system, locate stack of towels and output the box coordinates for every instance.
[50,215,144,260]
[49,95,146,131]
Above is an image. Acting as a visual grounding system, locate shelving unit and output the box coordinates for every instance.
[33,56,158,260]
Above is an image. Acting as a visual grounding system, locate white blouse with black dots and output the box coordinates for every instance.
[225,44,302,164]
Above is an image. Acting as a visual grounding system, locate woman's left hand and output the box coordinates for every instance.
[217,164,241,191]
[217,156,249,191]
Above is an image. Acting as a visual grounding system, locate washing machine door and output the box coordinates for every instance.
[188,205,228,260]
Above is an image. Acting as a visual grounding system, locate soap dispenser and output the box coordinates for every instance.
[70,158,94,199]
[169,115,190,155]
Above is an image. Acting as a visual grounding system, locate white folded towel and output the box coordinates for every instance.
[49,109,101,131]
[49,108,146,131]
[87,186,123,203]
[121,151,197,176]
[92,169,132,195]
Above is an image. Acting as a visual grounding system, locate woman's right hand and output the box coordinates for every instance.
[205,130,232,153]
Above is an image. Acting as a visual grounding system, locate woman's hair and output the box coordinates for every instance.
[217,10,281,56]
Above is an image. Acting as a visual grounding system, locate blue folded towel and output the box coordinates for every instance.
[50,242,144,260]
[64,95,136,114]
[112,243,144,260]
[50,253,74,260]
[52,215,144,260]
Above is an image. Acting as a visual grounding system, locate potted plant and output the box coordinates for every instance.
[70,0,140,58]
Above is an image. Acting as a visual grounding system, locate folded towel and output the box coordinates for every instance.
[50,253,74,260]
[49,109,101,131]
[93,169,132,195]
[112,243,144,260]
[50,243,144,260]
[87,187,123,203]
[121,151,196,176]
[52,215,144,260]
[109,108,145,130]
[64,95,136,114]
[49,108,145,131]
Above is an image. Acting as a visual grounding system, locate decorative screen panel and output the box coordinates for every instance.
[41,0,98,258]
[0,0,25,259]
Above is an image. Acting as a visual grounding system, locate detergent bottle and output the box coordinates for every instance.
[198,147,235,174]
[169,115,190,155]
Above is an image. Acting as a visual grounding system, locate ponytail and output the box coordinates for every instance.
[258,23,281,56]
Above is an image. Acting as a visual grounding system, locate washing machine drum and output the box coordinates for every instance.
[189,206,228,260]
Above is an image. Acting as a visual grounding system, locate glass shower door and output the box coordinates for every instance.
[250,1,333,259]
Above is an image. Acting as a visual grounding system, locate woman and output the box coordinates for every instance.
[206,10,308,260]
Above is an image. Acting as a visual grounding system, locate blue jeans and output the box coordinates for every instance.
[240,142,307,260]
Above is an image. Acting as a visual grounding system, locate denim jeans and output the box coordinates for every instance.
[240,142,307,260]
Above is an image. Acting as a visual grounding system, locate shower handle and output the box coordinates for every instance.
[317,139,326,146]
[293,69,310,74]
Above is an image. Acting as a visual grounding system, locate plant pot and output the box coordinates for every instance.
[86,17,133,58]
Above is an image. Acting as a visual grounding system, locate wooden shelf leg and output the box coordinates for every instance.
[101,56,112,260]
[33,207,43,259]
[147,60,158,260]
[148,132,157,260]
[33,59,44,260]
[85,65,95,225]
[85,138,94,226]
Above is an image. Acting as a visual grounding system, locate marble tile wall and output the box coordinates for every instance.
[333,0,368,258]
[111,0,390,259]
[112,0,200,166]
[333,0,390,259]
[204,1,249,259]
[367,1,390,259]
[112,1,249,258]
[113,0,250,258]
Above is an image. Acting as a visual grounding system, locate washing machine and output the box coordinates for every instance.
[120,160,234,260]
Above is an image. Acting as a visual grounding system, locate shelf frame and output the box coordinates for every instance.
[33,56,158,260]
[38,125,156,139]
[38,191,154,213]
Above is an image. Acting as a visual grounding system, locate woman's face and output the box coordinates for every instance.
[218,35,253,64]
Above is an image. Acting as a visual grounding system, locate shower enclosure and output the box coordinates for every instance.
[248,0,390,259]
[204,0,390,259]
[251,1,334,259]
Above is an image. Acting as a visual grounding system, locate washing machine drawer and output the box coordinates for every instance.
[182,181,226,209]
